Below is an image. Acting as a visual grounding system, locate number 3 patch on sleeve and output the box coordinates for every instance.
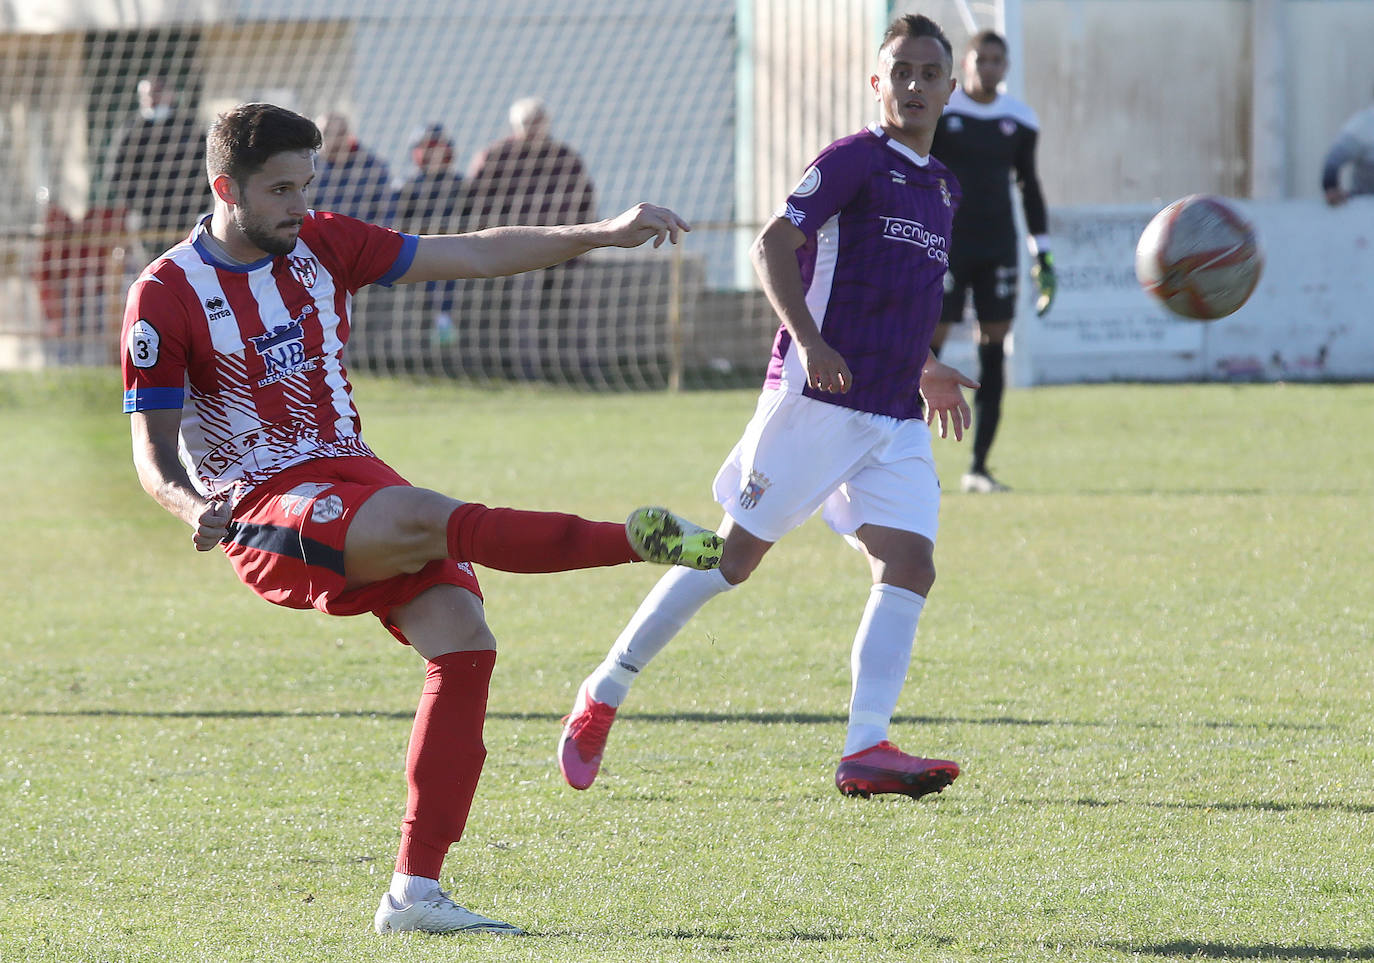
[128,319,160,368]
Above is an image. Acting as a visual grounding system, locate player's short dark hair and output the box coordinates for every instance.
[880,14,953,67]
[969,29,1008,53]
[206,103,323,183]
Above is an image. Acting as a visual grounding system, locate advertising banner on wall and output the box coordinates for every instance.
[1014,198,1374,385]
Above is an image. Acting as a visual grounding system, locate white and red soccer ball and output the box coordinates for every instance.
[1135,194,1264,321]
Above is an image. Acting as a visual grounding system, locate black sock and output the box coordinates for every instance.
[971,341,1005,473]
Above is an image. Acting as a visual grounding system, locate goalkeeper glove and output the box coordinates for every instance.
[1031,251,1056,317]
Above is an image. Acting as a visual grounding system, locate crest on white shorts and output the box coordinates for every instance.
[739,470,772,510]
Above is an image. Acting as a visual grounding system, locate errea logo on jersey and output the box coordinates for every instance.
[204,296,232,322]
[878,216,949,265]
[249,305,317,386]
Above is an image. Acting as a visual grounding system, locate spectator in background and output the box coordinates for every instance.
[313,111,395,223]
[466,98,597,380]
[394,124,470,347]
[465,98,595,229]
[104,74,208,256]
[395,124,468,233]
[1322,94,1374,206]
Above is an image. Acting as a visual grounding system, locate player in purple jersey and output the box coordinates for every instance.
[559,14,979,800]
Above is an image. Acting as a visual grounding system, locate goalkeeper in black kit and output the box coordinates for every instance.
[931,29,1054,493]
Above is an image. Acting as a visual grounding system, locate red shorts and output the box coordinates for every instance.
[221,455,482,643]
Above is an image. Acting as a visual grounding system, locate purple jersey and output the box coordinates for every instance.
[763,125,960,421]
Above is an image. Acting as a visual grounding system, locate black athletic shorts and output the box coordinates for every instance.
[940,249,1020,324]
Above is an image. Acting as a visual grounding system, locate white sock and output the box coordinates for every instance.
[390,872,441,905]
[586,566,734,706]
[844,583,926,756]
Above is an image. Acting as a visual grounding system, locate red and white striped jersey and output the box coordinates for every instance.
[121,211,418,502]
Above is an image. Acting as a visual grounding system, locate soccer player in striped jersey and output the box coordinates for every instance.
[930,29,1054,493]
[121,102,722,936]
[559,15,976,802]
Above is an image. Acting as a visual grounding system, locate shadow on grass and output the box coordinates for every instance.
[1115,941,1374,960]
[10,708,1332,733]
[648,927,955,946]
[527,927,953,946]
[1037,796,1374,816]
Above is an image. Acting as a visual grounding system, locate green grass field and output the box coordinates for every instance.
[1,371,1371,962]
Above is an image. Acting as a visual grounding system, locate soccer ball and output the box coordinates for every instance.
[1134,194,1263,320]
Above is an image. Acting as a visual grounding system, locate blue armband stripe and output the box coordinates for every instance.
[123,387,185,412]
[374,234,419,288]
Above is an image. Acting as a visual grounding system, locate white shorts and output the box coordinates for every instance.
[712,390,940,546]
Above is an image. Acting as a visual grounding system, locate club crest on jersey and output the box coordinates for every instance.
[1000,119,1017,137]
[249,306,316,387]
[945,116,963,133]
[738,470,771,510]
[939,179,951,208]
[288,255,318,288]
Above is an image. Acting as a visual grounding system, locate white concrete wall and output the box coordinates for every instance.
[1016,197,1374,384]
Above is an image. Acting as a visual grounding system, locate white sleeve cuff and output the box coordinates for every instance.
[1027,234,1051,256]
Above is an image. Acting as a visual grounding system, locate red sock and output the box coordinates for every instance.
[394,649,495,880]
[446,502,638,573]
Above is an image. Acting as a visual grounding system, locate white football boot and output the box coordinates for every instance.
[374,890,524,935]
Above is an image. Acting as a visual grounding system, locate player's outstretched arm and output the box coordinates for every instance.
[131,408,231,551]
[398,203,691,283]
[919,353,978,440]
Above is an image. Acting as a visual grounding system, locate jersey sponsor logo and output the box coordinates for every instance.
[203,296,233,322]
[791,166,822,198]
[128,319,160,368]
[288,255,319,288]
[310,494,345,524]
[248,306,317,387]
[738,469,771,510]
[878,215,950,264]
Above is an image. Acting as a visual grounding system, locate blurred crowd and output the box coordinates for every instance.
[39,78,603,379]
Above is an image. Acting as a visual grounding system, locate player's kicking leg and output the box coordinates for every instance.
[625,506,723,569]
